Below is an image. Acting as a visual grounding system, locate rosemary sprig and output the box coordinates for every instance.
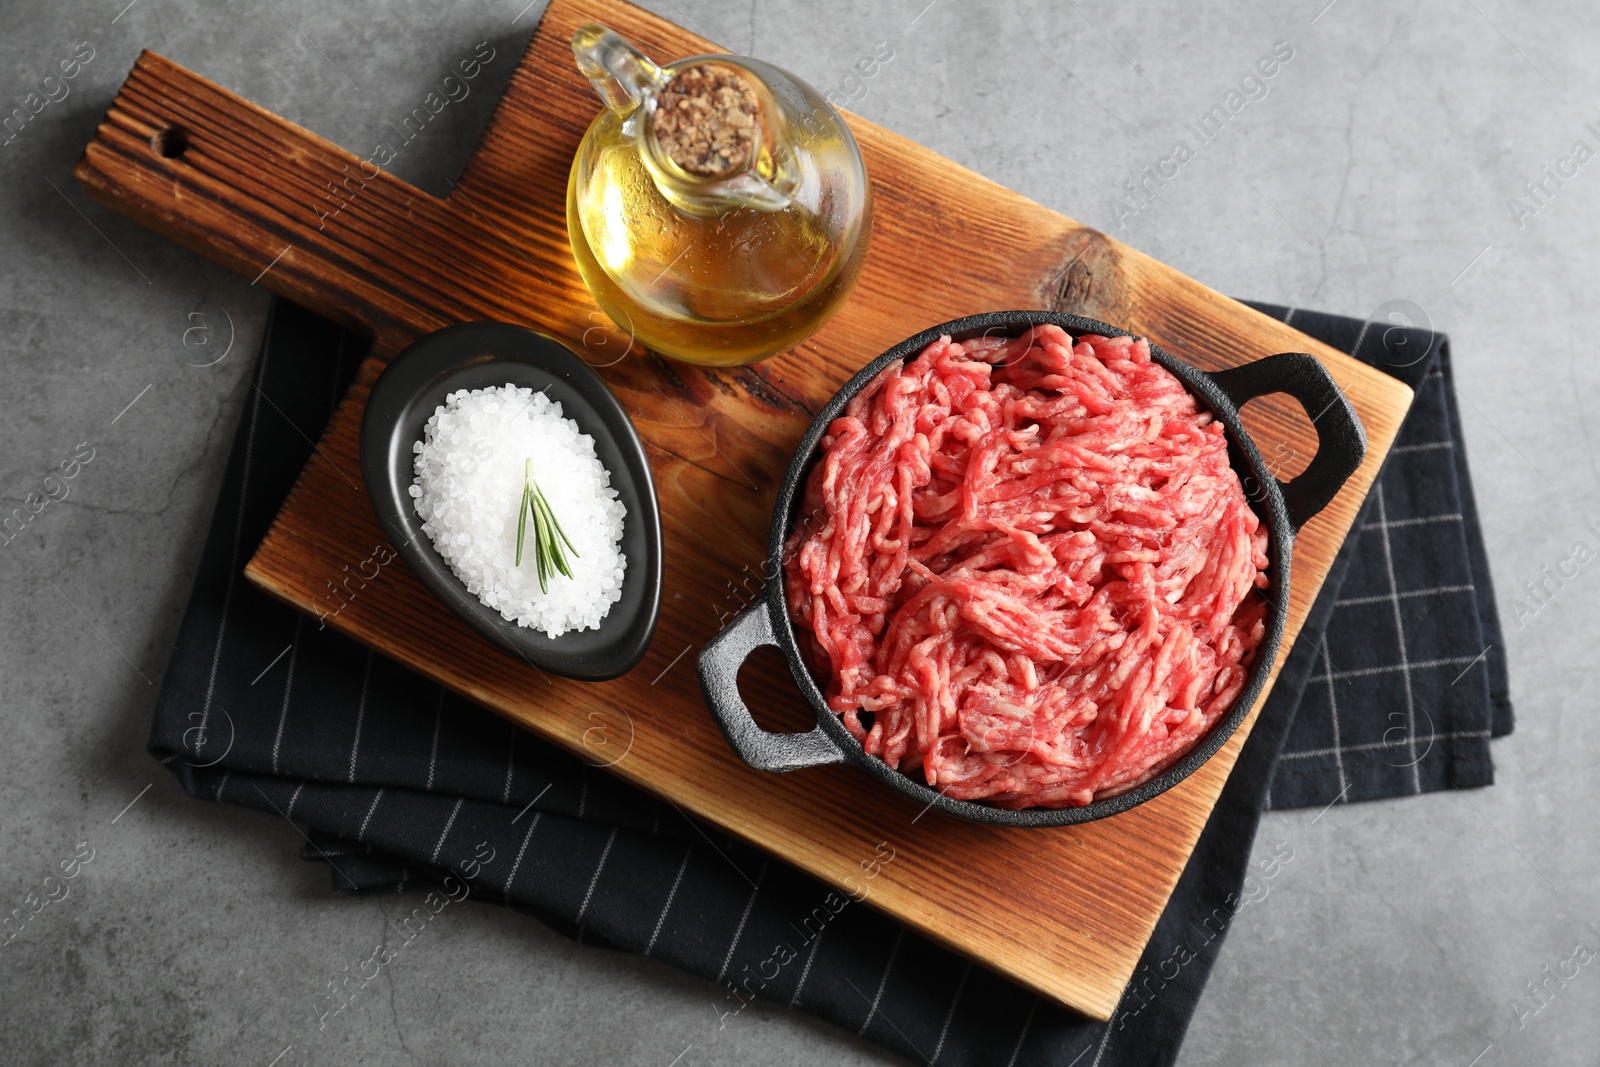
[515,479,531,567]
[515,458,579,593]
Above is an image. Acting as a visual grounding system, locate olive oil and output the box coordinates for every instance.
[566,25,872,367]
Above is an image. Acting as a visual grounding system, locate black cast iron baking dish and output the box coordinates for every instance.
[697,310,1366,827]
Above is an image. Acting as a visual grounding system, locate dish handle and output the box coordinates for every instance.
[1206,352,1367,532]
[697,603,848,772]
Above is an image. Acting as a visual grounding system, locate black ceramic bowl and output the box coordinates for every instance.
[697,311,1366,827]
[360,322,662,681]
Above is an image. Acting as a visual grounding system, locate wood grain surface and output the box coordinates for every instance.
[74,0,1412,1020]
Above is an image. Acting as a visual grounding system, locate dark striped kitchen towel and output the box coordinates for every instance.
[149,297,1511,1066]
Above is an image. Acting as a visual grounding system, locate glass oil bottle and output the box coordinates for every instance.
[566,23,873,367]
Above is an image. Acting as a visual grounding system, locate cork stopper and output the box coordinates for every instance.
[652,63,760,177]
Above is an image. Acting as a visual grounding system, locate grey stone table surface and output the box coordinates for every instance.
[1,0,1594,1063]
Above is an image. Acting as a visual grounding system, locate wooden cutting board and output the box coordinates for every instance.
[75,0,1411,1021]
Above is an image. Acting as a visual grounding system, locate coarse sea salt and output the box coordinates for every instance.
[410,384,627,637]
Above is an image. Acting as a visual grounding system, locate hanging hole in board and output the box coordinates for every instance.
[151,126,189,159]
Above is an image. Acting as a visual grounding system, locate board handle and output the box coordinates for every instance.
[1207,352,1367,532]
[697,603,847,773]
[72,51,515,352]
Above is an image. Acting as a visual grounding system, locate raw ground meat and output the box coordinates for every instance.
[783,325,1269,808]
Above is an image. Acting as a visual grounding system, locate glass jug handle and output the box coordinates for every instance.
[571,23,665,116]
